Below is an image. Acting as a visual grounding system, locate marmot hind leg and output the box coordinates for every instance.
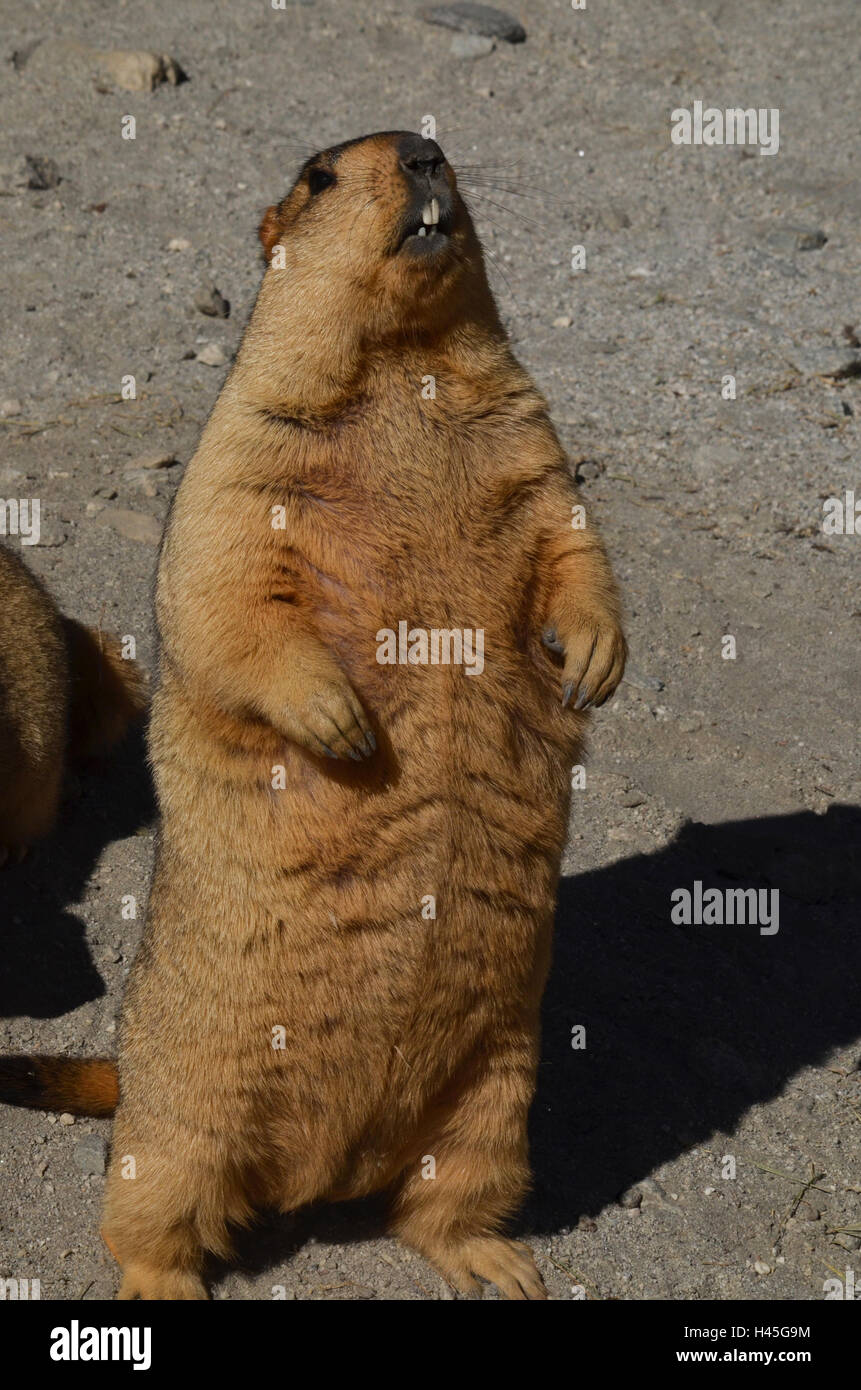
[389,1041,547,1300]
[101,1116,254,1301]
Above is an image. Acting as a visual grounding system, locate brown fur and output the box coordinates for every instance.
[0,1055,118,1116]
[0,544,147,859]
[8,133,626,1300]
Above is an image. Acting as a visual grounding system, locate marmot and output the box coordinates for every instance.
[0,132,625,1300]
[0,542,146,860]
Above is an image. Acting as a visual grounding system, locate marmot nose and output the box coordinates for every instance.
[397,134,446,183]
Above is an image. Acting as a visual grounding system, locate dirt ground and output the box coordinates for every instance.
[0,0,858,1301]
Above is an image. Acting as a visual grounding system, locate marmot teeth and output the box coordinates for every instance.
[421,197,440,226]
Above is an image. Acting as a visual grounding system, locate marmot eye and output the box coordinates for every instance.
[308,167,336,196]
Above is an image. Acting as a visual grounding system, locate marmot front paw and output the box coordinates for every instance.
[543,614,626,711]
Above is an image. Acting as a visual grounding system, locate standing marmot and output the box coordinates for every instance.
[2,132,625,1300]
[0,543,146,861]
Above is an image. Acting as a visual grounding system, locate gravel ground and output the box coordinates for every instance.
[0,0,858,1301]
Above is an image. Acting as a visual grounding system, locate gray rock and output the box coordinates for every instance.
[623,669,664,692]
[124,451,176,471]
[0,399,22,417]
[618,1185,643,1209]
[21,155,61,190]
[788,348,861,380]
[196,342,228,367]
[574,459,603,482]
[73,1134,107,1177]
[95,508,162,546]
[123,470,159,497]
[451,34,495,59]
[765,225,827,254]
[420,4,526,44]
[194,285,231,318]
[26,40,185,93]
[796,1201,821,1221]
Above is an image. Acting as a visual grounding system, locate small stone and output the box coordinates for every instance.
[789,348,861,380]
[20,155,61,190]
[577,1215,598,1232]
[59,1113,75,1126]
[450,34,495,58]
[553,315,572,329]
[196,342,228,367]
[618,1186,642,1209]
[73,1133,107,1177]
[796,1202,821,1222]
[24,39,184,93]
[797,229,827,251]
[765,225,827,254]
[620,788,647,808]
[193,285,230,319]
[0,399,23,417]
[678,714,703,733]
[124,471,159,497]
[125,451,176,471]
[85,500,105,517]
[95,48,185,93]
[94,486,117,500]
[420,4,526,44]
[95,508,162,546]
[753,1260,771,1275]
[623,669,664,692]
[574,459,602,482]
[168,237,192,253]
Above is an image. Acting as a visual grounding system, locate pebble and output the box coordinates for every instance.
[451,34,495,59]
[24,41,184,93]
[618,1185,642,1209]
[420,4,526,44]
[765,226,827,254]
[789,348,861,380]
[194,284,231,319]
[196,342,228,367]
[753,1260,771,1275]
[0,398,23,417]
[553,315,572,328]
[623,669,664,692]
[96,49,185,92]
[18,155,61,190]
[168,237,192,253]
[126,451,176,471]
[575,459,602,482]
[678,714,703,733]
[620,788,647,808]
[59,1113,75,1127]
[124,470,159,497]
[796,1201,821,1222]
[95,508,162,546]
[73,1134,107,1177]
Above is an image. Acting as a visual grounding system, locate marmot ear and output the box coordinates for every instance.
[258,205,283,263]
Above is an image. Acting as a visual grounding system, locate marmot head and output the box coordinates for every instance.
[258,131,489,333]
